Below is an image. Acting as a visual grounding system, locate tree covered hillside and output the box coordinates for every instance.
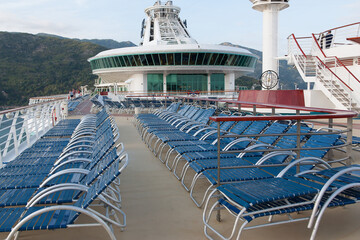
[0,32,107,107]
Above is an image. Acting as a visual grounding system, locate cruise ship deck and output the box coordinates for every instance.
[1,107,359,240]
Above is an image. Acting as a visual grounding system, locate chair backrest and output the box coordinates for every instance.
[222,120,270,146]
[299,131,341,159]
[241,121,270,136]
[258,121,290,145]
[263,123,313,164]
[190,108,206,121]
[196,108,216,124]
[166,102,180,112]
[228,121,253,135]
[177,105,191,116]
[184,106,200,119]
[69,158,122,224]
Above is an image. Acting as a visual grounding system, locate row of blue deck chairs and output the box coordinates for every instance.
[0,108,128,239]
[68,94,89,112]
[93,95,173,114]
[134,101,360,239]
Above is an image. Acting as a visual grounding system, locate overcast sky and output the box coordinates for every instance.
[0,0,358,53]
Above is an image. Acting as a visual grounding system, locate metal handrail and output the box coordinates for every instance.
[315,56,353,91]
[311,34,360,85]
[322,22,360,35]
[290,34,308,58]
[0,99,66,165]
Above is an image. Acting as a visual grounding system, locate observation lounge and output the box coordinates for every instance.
[88,1,258,97]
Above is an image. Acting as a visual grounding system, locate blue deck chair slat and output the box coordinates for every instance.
[0,156,124,233]
[204,167,273,185]
[0,208,26,232]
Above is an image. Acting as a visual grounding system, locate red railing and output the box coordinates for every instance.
[315,57,353,91]
[335,56,360,84]
[291,34,308,58]
[311,34,360,88]
[324,22,360,34]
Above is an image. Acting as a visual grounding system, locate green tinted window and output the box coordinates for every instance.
[211,73,225,91]
[166,74,207,92]
[147,74,163,92]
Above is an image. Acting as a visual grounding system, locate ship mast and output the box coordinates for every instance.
[141,0,197,46]
[250,0,289,89]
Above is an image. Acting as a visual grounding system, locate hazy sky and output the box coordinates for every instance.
[0,0,358,53]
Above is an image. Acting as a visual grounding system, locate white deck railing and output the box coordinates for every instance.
[0,99,66,166]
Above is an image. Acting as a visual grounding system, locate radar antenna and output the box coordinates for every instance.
[259,70,279,90]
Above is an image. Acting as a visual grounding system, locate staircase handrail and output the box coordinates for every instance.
[334,56,360,84]
[290,34,308,58]
[311,34,327,58]
[315,56,353,92]
[322,22,360,36]
[311,34,360,85]
[318,22,360,48]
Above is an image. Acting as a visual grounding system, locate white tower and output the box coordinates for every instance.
[250,0,289,89]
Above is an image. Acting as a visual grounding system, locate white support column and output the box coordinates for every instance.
[208,74,211,92]
[262,5,279,76]
[225,73,235,92]
[163,73,167,93]
[250,0,290,90]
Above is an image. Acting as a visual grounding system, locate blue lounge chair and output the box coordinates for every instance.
[2,154,127,239]
[202,163,360,240]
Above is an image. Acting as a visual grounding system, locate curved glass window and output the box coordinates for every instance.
[90,52,257,70]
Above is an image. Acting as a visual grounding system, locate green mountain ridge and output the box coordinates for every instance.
[0,31,305,107]
[37,33,136,49]
[0,32,107,106]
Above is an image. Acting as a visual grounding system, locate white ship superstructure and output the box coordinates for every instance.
[287,22,360,112]
[88,1,258,97]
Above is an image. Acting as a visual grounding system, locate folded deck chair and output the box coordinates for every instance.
[203,163,360,240]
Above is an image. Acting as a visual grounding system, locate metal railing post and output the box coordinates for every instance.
[346,117,353,165]
[216,121,221,222]
[327,118,334,161]
[296,110,301,173]
[272,107,276,115]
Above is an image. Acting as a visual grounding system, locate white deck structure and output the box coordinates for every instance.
[88,1,258,96]
[287,22,360,112]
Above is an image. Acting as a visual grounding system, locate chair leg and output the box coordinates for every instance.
[181,164,193,191]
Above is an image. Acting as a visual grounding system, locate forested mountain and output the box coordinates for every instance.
[0,31,304,107]
[37,33,136,49]
[0,32,108,106]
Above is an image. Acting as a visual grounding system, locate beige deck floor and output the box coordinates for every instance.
[1,115,360,239]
